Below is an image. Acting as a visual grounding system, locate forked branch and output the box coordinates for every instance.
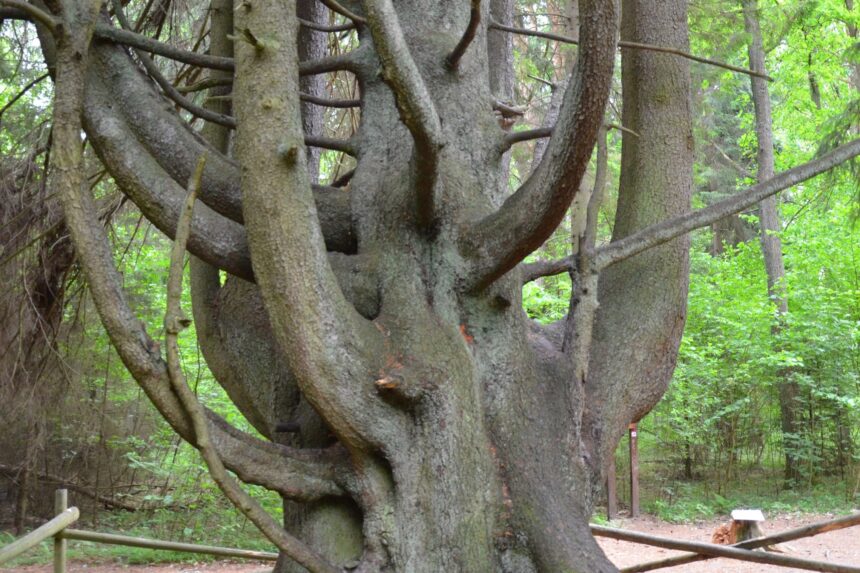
[164,158,340,573]
[361,0,443,229]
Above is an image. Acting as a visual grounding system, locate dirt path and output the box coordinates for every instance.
[597,513,860,572]
[2,514,858,572]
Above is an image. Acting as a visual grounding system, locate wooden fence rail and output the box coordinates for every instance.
[0,490,276,573]
[58,529,278,562]
[0,507,79,566]
[1,489,858,573]
[619,511,860,572]
[591,518,860,573]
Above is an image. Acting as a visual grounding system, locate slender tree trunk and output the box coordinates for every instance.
[487,0,515,204]
[742,0,801,484]
[298,0,327,183]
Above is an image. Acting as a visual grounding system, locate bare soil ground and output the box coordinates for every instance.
[2,514,858,572]
[597,513,860,572]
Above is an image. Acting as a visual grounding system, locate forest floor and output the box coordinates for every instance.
[2,514,858,572]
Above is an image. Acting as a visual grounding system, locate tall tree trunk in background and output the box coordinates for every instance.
[847,0,859,94]
[742,0,800,483]
[298,0,327,183]
[532,2,579,170]
[487,0,515,204]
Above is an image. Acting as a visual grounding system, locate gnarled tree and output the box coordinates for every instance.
[8,0,859,570]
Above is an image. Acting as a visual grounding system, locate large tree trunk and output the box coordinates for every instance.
[741,0,800,484]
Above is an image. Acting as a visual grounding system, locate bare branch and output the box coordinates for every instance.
[446,0,481,70]
[301,92,361,108]
[493,98,526,118]
[164,158,340,573]
[501,126,553,150]
[318,0,365,24]
[299,17,356,33]
[111,0,236,128]
[0,0,59,34]
[178,76,232,94]
[488,20,773,81]
[461,0,618,291]
[594,139,860,270]
[299,50,361,75]
[361,0,443,229]
[305,135,357,155]
[0,73,49,125]
[520,257,573,284]
[605,122,639,138]
[94,24,234,70]
[524,140,860,281]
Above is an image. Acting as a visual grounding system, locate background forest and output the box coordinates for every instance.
[0,0,858,563]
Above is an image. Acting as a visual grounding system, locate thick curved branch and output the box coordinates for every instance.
[234,0,404,453]
[446,0,481,70]
[50,9,342,503]
[164,165,340,573]
[594,139,860,270]
[361,0,443,229]
[461,0,618,291]
[79,42,357,254]
[488,20,772,81]
[0,0,59,33]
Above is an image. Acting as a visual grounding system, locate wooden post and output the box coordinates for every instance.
[53,489,68,573]
[607,454,618,520]
[629,423,640,517]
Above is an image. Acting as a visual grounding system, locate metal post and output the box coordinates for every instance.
[53,489,68,573]
[629,423,640,517]
[607,454,618,520]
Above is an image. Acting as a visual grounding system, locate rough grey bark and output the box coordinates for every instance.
[742,0,800,483]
